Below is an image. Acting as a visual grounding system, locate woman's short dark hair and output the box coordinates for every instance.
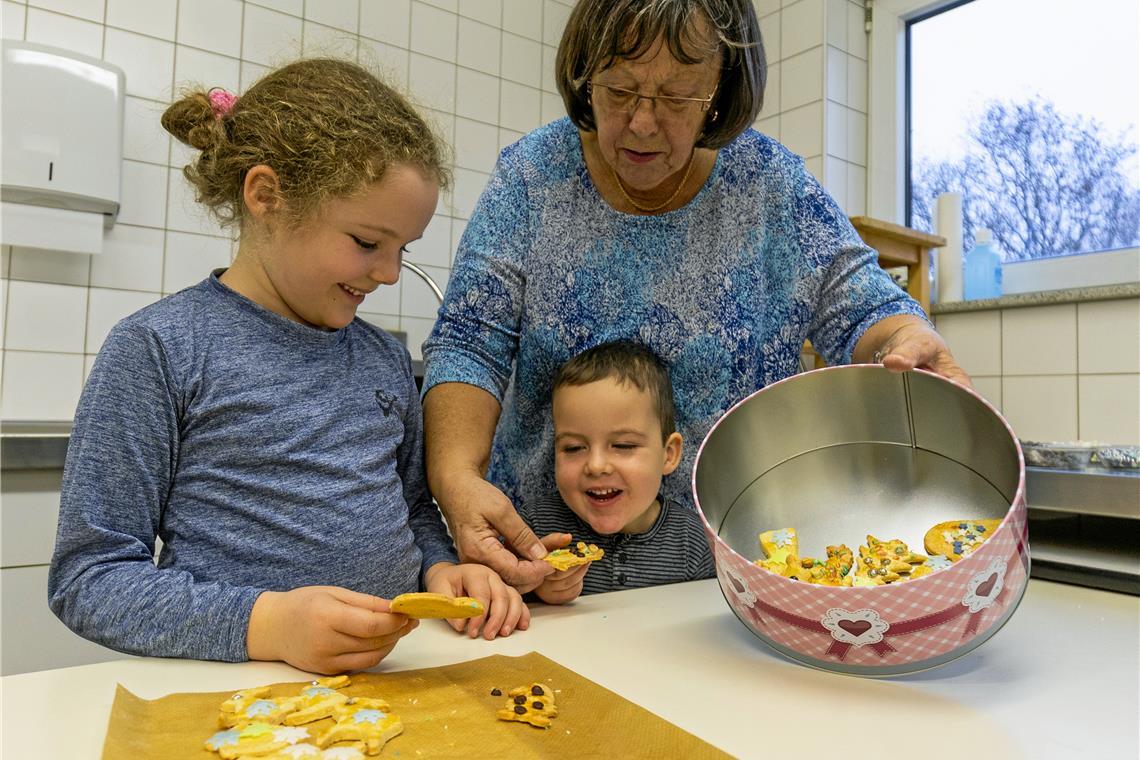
[555,0,766,150]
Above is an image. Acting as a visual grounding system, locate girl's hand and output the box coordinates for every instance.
[423,562,531,640]
[247,586,417,675]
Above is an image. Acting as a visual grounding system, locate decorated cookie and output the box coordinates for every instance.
[754,528,797,574]
[284,678,353,726]
[390,592,485,619]
[924,519,1002,561]
[758,528,798,558]
[497,683,558,728]
[320,747,368,760]
[245,740,366,759]
[854,535,927,584]
[224,696,300,728]
[543,541,604,571]
[804,544,854,586]
[316,697,403,755]
[220,687,274,727]
[249,745,324,759]
[206,721,291,759]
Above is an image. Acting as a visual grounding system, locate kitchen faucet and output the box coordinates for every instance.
[400,260,444,304]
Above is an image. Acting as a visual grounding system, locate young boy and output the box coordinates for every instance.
[523,341,716,604]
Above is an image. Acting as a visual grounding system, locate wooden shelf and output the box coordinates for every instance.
[849,215,946,315]
[805,217,946,369]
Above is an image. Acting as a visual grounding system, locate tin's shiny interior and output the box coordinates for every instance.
[695,367,1021,560]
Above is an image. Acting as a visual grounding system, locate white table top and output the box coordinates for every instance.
[2,578,1136,759]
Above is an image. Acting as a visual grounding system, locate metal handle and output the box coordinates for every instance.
[400,260,444,304]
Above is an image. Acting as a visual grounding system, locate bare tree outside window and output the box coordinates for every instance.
[907,0,1140,260]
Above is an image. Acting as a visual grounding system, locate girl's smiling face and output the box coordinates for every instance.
[553,376,683,535]
[241,163,438,330]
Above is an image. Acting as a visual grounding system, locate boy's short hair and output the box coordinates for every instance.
[553,341,676,439]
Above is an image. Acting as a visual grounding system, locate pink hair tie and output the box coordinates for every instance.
[208,88,237,119]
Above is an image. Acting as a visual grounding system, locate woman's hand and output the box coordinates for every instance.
[857,315,972,388]
[247,586,417,675]
[423,562,531,640]
[532,534,591,605]
[440,474,554,593]
[423,383,553,593]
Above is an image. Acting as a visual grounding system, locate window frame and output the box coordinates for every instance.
[866,0,1139,291]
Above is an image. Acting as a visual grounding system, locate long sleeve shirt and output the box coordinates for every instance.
[520,493,715,595]
[423,118,927,509]
[48,272,457,662]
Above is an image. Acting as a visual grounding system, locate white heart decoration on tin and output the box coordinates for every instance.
[820,608,890,647]
[962,557,1008,613]
[722,562,757,607]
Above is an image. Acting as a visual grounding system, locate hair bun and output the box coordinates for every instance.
[161,91,220,150]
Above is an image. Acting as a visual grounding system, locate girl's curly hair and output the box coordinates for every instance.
[161,58,451,228]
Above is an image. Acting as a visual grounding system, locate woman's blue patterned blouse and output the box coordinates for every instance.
[422,118,925,510]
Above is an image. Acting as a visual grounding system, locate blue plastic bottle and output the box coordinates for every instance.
[963,228,1002,300]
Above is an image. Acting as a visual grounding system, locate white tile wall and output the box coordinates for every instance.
[2,0,591,419]
[936,297,1140,446]
[933,311,1001,377]
[753,0,867,211]
[1078,299,1140,374]
[1002,304,1077,375]
[457,16,499,75]
[26,7,103,56]
[1079,374,1140,444]
[0,351,85,419]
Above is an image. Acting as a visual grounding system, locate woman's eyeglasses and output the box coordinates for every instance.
[587,81,716,120]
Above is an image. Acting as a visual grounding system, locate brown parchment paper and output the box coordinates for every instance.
[101,651,730,759]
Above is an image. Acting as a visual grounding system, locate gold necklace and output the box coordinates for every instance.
[610,152,695,213]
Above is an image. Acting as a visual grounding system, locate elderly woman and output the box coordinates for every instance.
[422,0,968,590]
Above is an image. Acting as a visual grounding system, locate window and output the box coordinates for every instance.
[905,0,1140,264]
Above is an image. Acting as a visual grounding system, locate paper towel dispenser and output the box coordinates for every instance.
[1,41,126,254]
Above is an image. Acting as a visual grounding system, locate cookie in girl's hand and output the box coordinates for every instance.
[390,592,485,618]
[543,541,604,571]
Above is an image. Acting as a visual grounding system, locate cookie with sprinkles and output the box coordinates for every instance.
[924,519,1002,561]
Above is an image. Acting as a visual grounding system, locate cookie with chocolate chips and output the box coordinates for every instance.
[543,540,604,571]
[496,682,558,728]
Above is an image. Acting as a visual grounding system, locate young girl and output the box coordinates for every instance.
[47,59,527,676]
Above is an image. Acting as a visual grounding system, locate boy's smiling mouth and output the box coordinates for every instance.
[586,487,623,504]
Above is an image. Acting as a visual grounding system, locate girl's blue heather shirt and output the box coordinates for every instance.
[422,118,926,509]
[48,272,458,662]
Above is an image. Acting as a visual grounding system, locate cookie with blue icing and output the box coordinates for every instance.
[205,721,292,759]
[924,519,1001,561]
[315,697,403,755]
